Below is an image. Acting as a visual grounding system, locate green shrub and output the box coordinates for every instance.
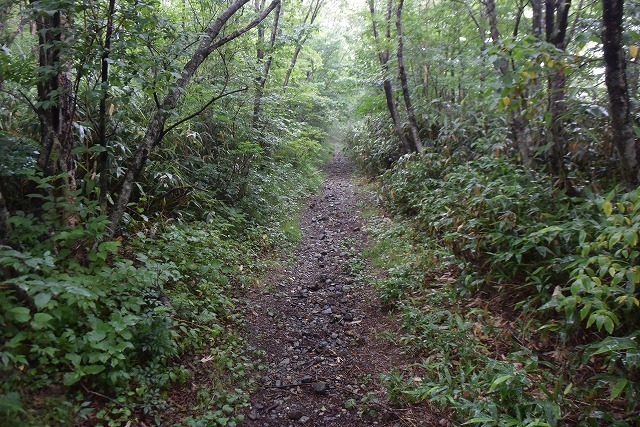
[367,154,640,424]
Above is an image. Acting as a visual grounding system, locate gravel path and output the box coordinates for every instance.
[242,151,438,427]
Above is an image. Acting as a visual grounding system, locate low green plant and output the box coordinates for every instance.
[360,166,640,424]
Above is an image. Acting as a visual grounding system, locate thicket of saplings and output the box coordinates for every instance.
[1,105,329,426]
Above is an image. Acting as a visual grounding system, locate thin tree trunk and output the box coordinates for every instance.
[531,0,544,38]
[253,0,281,128]
[108,0,281,237]
[545,0,573,192]
[485,0,535,169]
[0,187,9,244]
[368,0,413,153]
[396,0,422,151]
[603,0,639,189]
[511,114,535,168]
[98,0,116,210]
[239,0,282,201]
[282,0,323,93]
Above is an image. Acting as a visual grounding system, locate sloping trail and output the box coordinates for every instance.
[242,151,439,426]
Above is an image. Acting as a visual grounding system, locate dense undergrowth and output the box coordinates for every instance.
[0,150,327,426]
[349,138,640,425]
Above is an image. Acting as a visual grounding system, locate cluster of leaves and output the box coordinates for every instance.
[359,152,640,425]
[0,174,179,424]
[0,133,325,424]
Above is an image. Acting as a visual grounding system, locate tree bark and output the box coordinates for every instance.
[603,0,639,189]
[0,187,9,245]
[485,0,535,169]
[485,0,500,43]
[33,6,76,189]
[531,0,544,38]
[98,0,116,209]
[368,0,413,153]
[396,0,422,151]
[545,0,573,192]
[282,0,324,93]
[253,0,281,129]
[108,0,281,237]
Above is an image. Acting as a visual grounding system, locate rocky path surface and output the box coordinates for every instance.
[242,152,436,427]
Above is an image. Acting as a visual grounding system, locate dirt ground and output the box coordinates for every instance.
[241,151,442,427]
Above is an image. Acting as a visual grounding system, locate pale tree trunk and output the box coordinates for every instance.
[545,0,573,193]
[603,0,640,189]
[368,0,413,153]
[282,0,324,93]
[108,0,281,237]
[396,0,422,151]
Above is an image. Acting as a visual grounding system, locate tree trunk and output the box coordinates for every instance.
[511,114,535,169]
[33,7,76,189]
[282,0,323,93]
[485,0,535,170]
[108,0,281,237]
[545,0,573,192]
[368,0,413,154]
[531,0,544,38]
[603,0,640,189]
[0,187,9,245]
[98,0,116,209]
[485,0,500,42]
[396,0,422,151]
[252,0,281,128]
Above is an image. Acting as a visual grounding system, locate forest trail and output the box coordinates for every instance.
[241,151,439,427]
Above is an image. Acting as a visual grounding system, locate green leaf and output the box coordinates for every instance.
[63,371,83,386]
[463,417,496,425]
[602,201,613,217]
[83,365,106,375]
[86,330,107,343]
[603,316,615,334]
[66,353,82,366]
[33,293,52,309]
[7,307,31,323]
[32,313,53,329]
[610,379,628,399]
[489,374,513,392]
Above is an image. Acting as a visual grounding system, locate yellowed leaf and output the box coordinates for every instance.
[630,45,638,60]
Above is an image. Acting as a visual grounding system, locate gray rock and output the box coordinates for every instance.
[313,381,328,394]
[287,408,303,420]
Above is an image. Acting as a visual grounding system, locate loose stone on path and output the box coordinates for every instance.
[242,151,438,426]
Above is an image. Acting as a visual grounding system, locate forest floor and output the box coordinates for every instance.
[240,151,442,427]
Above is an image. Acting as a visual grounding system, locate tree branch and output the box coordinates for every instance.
[158,87,249,143]
[206,0,280,55]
